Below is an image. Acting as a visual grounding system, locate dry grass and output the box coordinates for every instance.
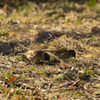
[0,0,100,100]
